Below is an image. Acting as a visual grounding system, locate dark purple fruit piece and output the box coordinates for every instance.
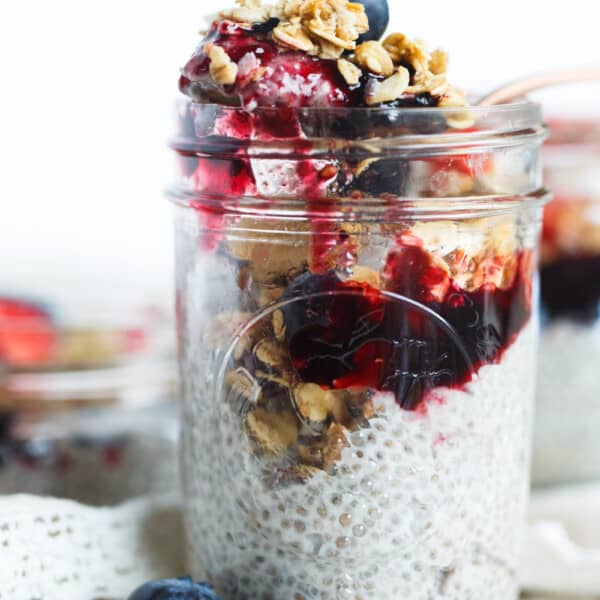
[279,270,465,410]
[299,91,447,141]
[356,0,390,42]
[128,577,222,600]
[541,255,600,323]
[0,413,13,442]
[252,17,280,35]
[350,157,410,196]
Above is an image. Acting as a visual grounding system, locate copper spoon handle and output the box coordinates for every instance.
[477,68,600,106]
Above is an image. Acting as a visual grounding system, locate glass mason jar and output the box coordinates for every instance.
[170,101,547,600]
[0,300,178,505]
[533,119,600,487]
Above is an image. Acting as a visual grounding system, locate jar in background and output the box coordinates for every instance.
[0,299,178,506]
[533,120,600,487]
[170,101,547,600]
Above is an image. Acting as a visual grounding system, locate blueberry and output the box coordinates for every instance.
[541,255,600,323]
[356,0,389,42]
[252,17,280,35]
[350,157,410,196]
[127,578,222,600]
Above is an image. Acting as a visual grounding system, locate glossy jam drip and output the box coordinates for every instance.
[281,247,532,410]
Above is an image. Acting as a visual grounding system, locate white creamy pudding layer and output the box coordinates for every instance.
[182,324,535,600]
[534,319,600,487]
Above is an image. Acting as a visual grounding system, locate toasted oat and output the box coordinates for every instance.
[366,66,410,105]
[302,0,367,46]
[293,383,330,422]
[224,217,309,284]
[205,43,238,85]
[383,33,431,72]
[226,368,262,408]
[325,390,351,424]
[272,309,286,341]
[406,70,449,97]
[247,408,298,453]
[430,48,449,75]
[322,423,349,469]
[253,338,290,372]
[272,19,316,52]
[273,0,368,58]
[220,0,271,23]
[355,41,395,76]
[337,58,362,85]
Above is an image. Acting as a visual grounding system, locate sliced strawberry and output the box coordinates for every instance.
[0,298,56,367]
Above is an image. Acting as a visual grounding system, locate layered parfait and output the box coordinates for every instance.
[533,120,600,486]
[0,297,178,505]
[172,1,545,598]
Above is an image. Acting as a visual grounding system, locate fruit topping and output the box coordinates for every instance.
[275,239,530,409]
[179,0,467,110]
[0,299,56,368]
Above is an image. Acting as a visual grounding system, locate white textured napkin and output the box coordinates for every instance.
[2,486,599,600]
[0,494,183,600]
[522,483,600,597]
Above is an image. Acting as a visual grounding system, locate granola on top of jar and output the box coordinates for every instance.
[179,0,467,109]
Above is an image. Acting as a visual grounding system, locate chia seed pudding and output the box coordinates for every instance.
[171,1,547,597]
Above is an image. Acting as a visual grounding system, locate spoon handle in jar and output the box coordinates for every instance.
[478,68,600,106]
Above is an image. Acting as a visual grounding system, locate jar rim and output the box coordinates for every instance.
[178,97,542,118]
[170,98,549,214]
[173,98,547,156]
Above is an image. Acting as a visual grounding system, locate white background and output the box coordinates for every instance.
[0,0,599,307]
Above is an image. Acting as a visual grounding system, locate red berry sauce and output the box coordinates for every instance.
[181,20,362,109]
[541,196,600,322]
[280,243,532,411]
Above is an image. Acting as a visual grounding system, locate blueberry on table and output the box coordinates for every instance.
[127,578,222,600]
[356,0,390,42]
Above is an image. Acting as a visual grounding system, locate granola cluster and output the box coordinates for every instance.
[223,0,369,58]
[220,307,379,476]
[211,0,467,107]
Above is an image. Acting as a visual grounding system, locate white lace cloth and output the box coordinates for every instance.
[0,494,183,600]
[1,486,599,600]
[521,483,600,596]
